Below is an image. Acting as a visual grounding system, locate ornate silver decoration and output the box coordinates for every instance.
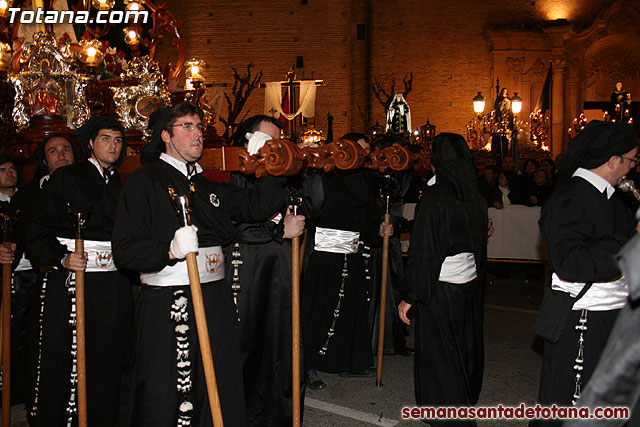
[9,32,90,131]
[111,56,171,131]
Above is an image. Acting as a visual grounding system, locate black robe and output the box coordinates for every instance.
[402,185,486,426]
[302,170,381,373]
[366,171,410,356]
[536,176,636,423]
[26,161,135,427]
[564,233,640,426]
[112,159,288,427]
[224,173,301,427]
[7,179,46,405]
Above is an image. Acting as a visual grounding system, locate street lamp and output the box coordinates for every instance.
[473,92,485,116]
[510,92,523,114]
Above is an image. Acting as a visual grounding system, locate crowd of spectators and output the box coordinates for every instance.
[476,154,559,209]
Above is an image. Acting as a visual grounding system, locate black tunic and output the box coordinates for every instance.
[224,173,299,427]
[402,185,486,426]
[26,161,134,427]
[536,176,636,421]
[8,179,46,405]
[112,159,288,427]
[366,171,410,355]
[564,233,640,427]
[302,170,381,373]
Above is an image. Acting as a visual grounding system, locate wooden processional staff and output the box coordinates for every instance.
[68,205,90,427]
[0,212,17,427]
[290,197,302,427]
[375,195,391,387]
[168,184,224,427]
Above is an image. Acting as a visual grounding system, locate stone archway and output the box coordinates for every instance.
[558,1,640,152]
[581,35,640,104]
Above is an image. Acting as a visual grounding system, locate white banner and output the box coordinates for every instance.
[487,205,547,260]
[400,203,548,261]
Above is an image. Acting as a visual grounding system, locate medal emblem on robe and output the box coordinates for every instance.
[209,193,220,207]
[487,218,495,238]
[205,253,221,273]
[95,251,113,269]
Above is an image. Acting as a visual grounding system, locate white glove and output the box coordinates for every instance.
[246,131,274,155]
[170,225,199,259]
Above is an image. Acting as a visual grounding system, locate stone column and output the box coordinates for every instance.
[551,55,567,154]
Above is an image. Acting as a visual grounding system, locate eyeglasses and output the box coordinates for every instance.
[172,122,205,133]
[619,155,640,164]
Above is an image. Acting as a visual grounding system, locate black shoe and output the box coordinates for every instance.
[338,368,376,378]
[305,371,326,390]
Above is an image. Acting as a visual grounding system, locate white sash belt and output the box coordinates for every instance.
[314,227,360,254]
[140,246,225,287]
[551,273,628,311]
[57,238,116,272]
[439,252,477,284]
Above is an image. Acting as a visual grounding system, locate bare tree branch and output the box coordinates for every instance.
[402,72,413,99]
[219,63,263,142]
[356,104,370,130]
[371,72,412,116]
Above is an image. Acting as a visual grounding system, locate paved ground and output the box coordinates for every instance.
[4,263,546,426]
[303,262,546,426]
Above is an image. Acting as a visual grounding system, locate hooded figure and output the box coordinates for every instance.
[399,133,487,426]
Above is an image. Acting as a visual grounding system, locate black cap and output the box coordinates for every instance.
[558,121,638,185]
[0,154,13,167]
[140,106,172,163]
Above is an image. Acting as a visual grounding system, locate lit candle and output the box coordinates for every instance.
[185,58,206,84]
[0,42,11,71]
[128,29,138,42]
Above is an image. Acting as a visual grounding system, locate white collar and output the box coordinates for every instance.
[572,167,615,199]
[160,152,203,178]
[0,190,14,202]
[88,157,114,182]
[427,175,436,187]
[39,174,50,189]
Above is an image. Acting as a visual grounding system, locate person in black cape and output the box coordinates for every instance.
[562,232,640,426]
[533,121,638,426]
[0,153,24,404]
[26,118,135,427]
[398,132,487,426]
[112,103,289,427]
[5,135,78,407]
[366,133,413,356]
[225,115,305,427]
[301,133,393,389]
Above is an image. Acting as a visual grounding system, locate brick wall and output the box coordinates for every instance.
[157,0,611,140]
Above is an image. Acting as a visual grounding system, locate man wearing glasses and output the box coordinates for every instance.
[534,121,639,426]
[113,103,289,426]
